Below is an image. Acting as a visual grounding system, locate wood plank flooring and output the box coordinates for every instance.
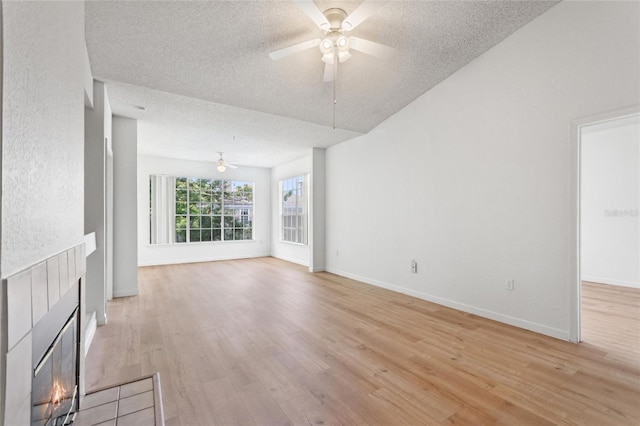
[86,258,640,425]
[581,281,640,366]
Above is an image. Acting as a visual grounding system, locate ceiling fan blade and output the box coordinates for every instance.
[349,37,395,60]
[293,0,330,30]
[225,163,238,169]
[323,61,334,82]
[269,39,320,61]
[342,1,388,31]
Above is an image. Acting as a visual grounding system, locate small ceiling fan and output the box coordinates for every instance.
[269,0,394,82]
[216,152,238,173]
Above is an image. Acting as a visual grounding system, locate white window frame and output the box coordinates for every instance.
[173,178,254,244]
[280,174,308,245]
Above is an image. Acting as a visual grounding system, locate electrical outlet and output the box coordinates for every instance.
[411,259,418,274]
[505,279,515,290]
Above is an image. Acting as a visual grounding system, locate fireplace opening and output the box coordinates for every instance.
[31,306,79,426]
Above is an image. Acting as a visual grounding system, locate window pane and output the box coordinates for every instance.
[190,230,201,242]
[176,178,187,190]
[201,192,211,202]
[200,203,212,215]
[201,229,212,241]
[201,216,211,228]
[200,179,212,192]
[212,216,221,228]
[176,202,187,214]
[189,203,201,215]
[280,175,305,243]
[176,190,187,202]
[189,190,201,202]
[212,229,222,241]
[224,216,234,228]
[175,216,187,229]
[234,229,243,240]
[212,203,222,214]
[176,230,187,243]
[190,216,200,228]
[224,229,233,240]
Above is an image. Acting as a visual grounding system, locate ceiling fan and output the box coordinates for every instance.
[216,152,238,173]
[269,0,394,82]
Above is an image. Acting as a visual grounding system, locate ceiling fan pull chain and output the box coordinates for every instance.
[333,49,337,130]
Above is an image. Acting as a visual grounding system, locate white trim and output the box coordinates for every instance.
[84,233,97,256]
[278,240,308,247]
[569,105,640,343]
[137,253,270,267]
[326,267,570,341]
[582,276,640,289]
[84,311,97,357]
[146,239,258,248]
[112,289,139,298]
[271,254,310,267]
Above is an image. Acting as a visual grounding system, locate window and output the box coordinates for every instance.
[281,175,307,244]
[153,176,253,244]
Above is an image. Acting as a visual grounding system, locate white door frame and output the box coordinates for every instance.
[568,105,640,343]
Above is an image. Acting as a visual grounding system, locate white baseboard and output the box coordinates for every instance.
[138,253,270,267]
[113,288,139,298]
[272,254,309,267]
[325,267,570,341]
[582,275,639,289]
[85,311,97,356]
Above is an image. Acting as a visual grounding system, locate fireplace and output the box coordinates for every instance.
[1,243,86,425]
[31,307,80,426]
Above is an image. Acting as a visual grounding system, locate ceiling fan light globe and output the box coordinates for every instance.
[321,53,335,64]
[338,50,351,63]
[319,38,333,54]
[217,164,226,173]
[337,36,349,50]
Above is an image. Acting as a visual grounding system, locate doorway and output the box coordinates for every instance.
[577,110,639,363]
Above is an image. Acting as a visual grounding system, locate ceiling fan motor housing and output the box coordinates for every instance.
[319,8,351,63]
[323,8,348,31]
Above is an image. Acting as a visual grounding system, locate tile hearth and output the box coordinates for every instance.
[75,374,164,426]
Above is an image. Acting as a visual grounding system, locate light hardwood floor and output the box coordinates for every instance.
[581,281,640,366]
[86,258,640,425]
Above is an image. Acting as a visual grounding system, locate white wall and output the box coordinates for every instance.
[138,155,271,266]
[309,148,326,272]
[84,81,112,324]
[1,1,85,278]
[271,155,311,266]
[581,117,639,288]
[0,3,5,423]
[1,2,85,423]
[325,1,640,340]
[113,117,138,296]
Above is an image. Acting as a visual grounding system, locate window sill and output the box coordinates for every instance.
[147,239,256,248]
[278,240,308,247]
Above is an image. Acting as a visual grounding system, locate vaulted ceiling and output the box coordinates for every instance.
[85,0,558,167]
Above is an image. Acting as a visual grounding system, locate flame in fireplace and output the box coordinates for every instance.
[52,380,65,407]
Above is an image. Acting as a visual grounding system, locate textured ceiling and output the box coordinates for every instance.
[104,80,360,167]
[85,0,558,167]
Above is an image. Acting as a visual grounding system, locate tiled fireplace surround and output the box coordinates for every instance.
[2,243,86,425]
